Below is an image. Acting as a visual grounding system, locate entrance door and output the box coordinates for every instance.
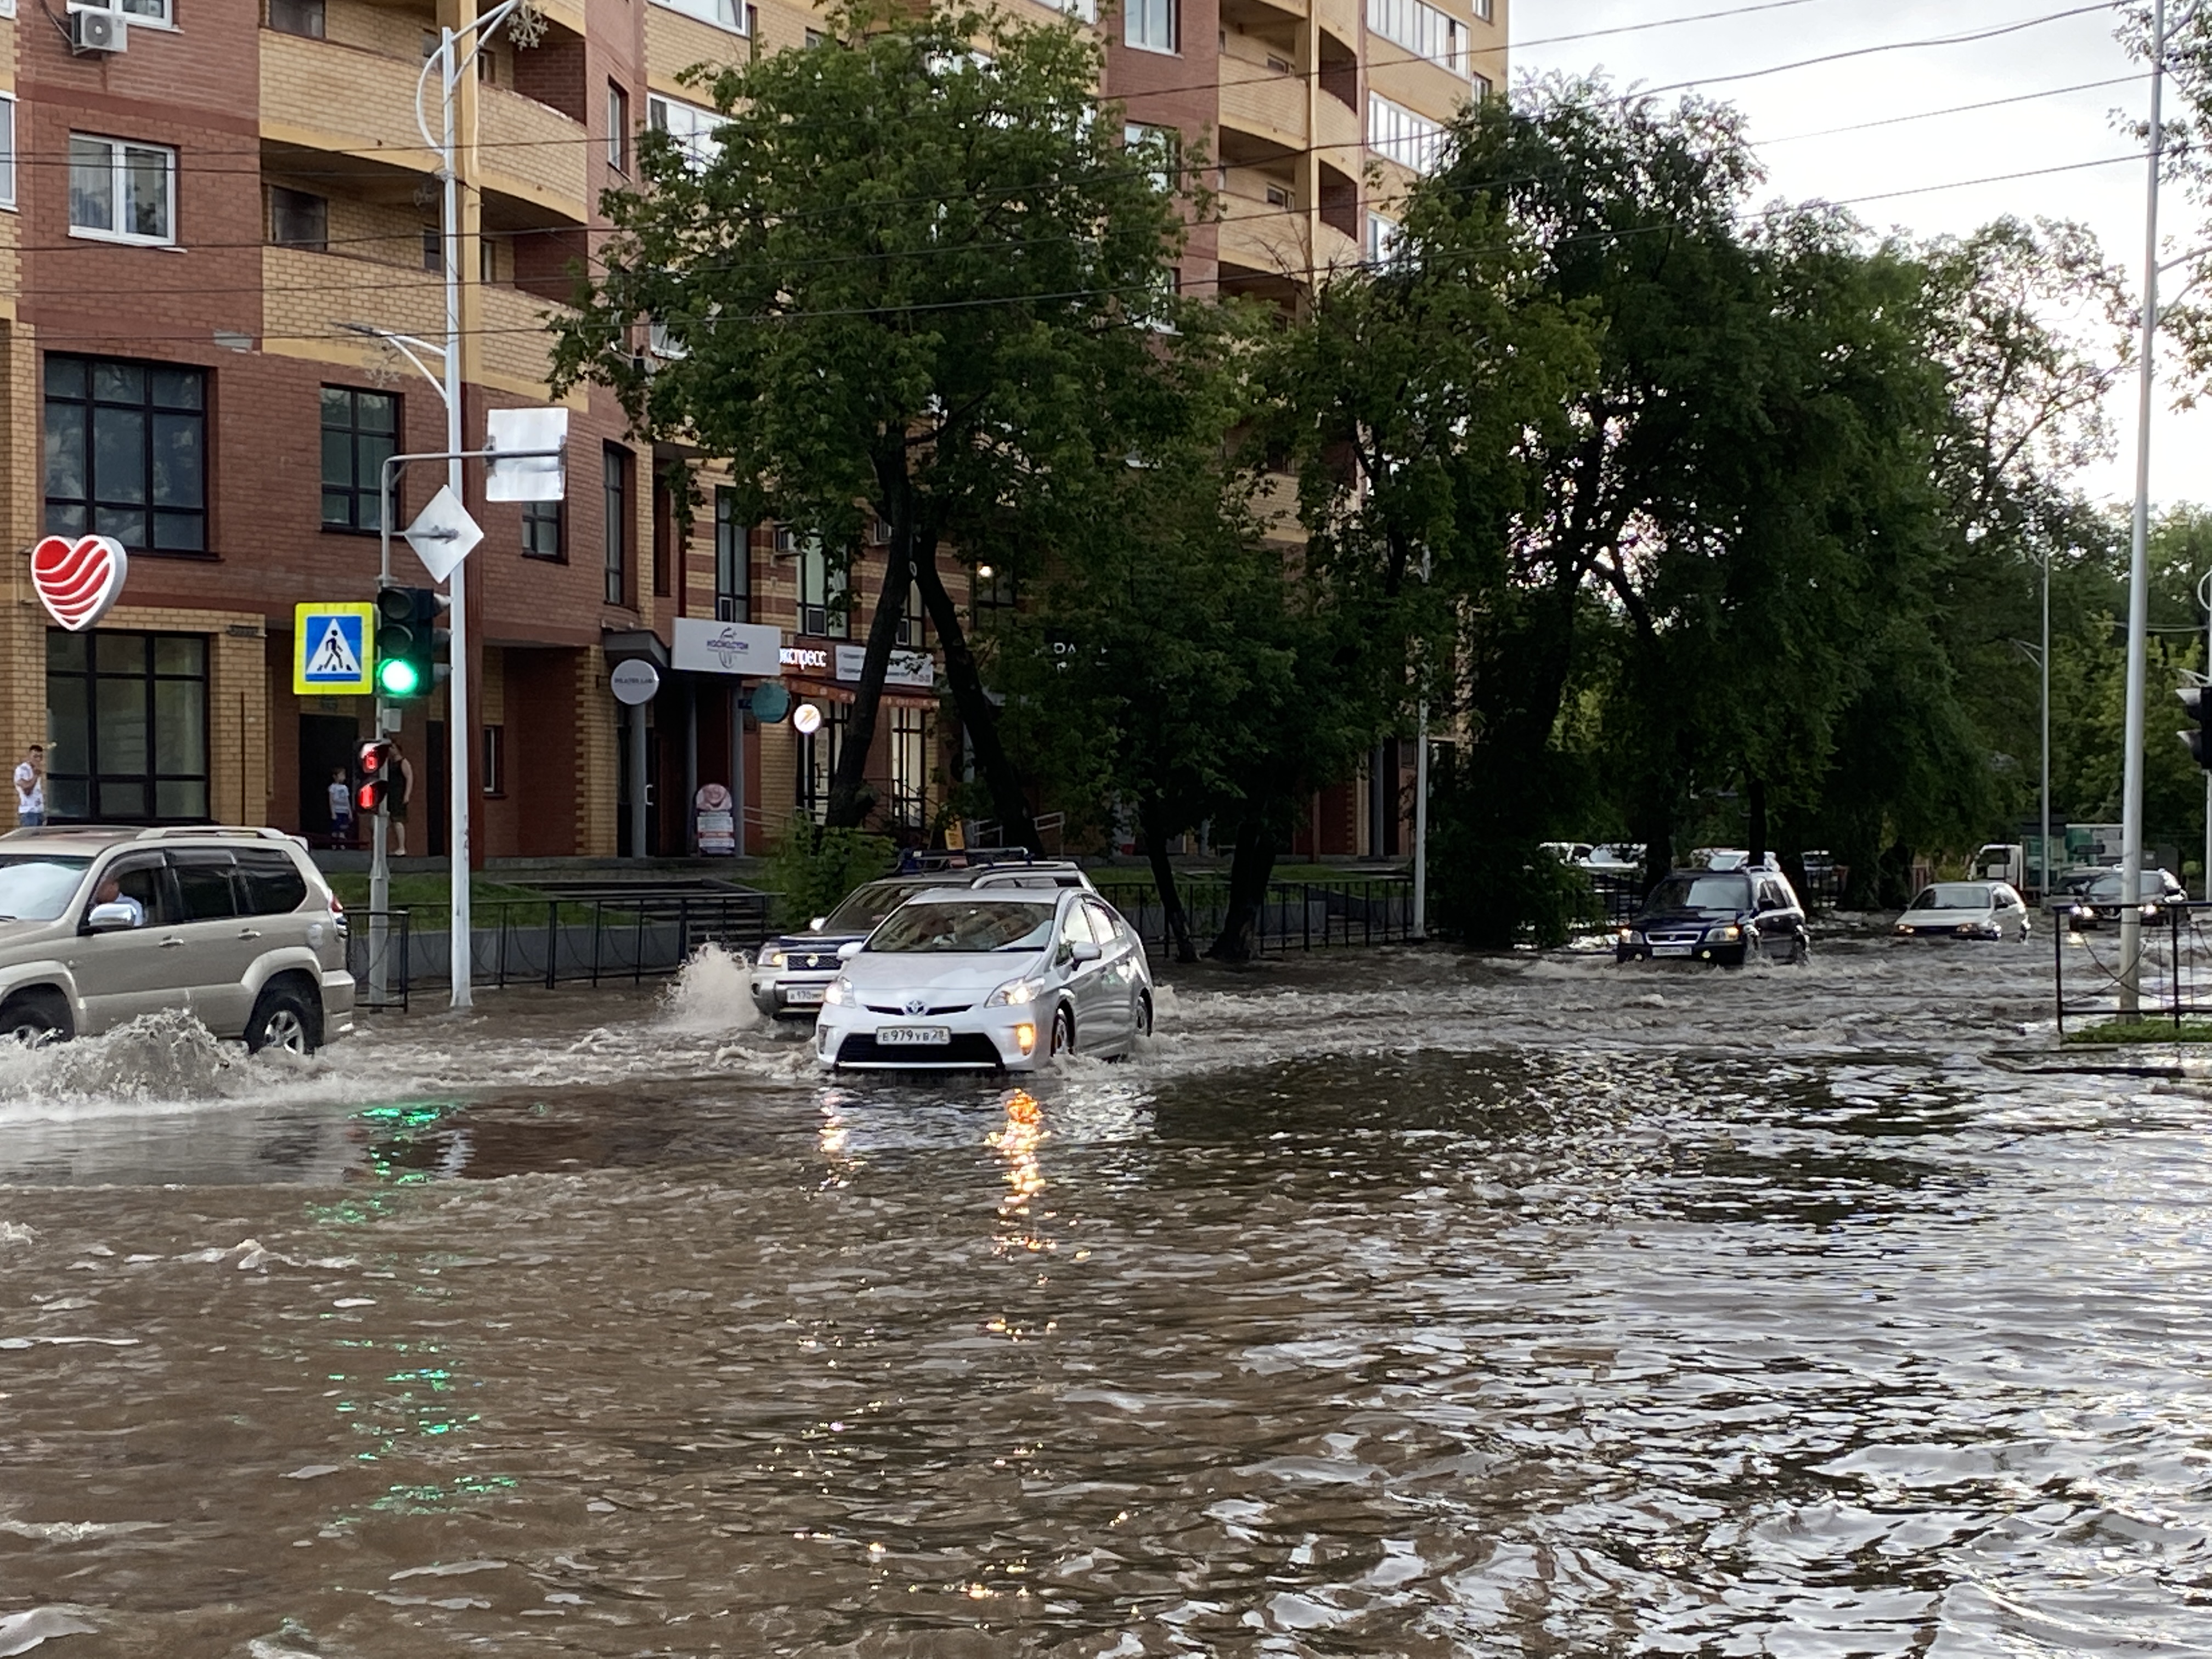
[298,714,358,844]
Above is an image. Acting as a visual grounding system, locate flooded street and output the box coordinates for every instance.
[2,933,2208,1655]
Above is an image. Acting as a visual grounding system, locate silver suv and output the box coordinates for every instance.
[0,825,354,1054]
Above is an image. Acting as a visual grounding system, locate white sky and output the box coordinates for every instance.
[1512,0,2208,509]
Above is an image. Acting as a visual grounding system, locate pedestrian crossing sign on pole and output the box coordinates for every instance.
[292,602,377,696]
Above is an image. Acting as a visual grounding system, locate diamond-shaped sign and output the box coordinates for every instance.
[403,485,483,583]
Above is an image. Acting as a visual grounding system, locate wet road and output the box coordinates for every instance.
[1,933,2207,1655]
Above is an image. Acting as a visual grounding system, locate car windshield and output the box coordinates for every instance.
[2086,873,2167,901]
[0,855,92,922]
[867,900,1056,955]
[819,879,933,934]
[1912,884,1994,911]
[1644,875,1750,915]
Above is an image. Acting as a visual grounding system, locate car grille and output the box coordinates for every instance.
[1644,930,1703,946]
[865,1002,974,1016]
[837,1034,1003,1066]
[789,955,839,972]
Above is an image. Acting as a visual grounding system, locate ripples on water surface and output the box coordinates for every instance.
[1,935,2209,1655]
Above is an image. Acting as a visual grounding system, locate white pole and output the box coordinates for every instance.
[2120,0,2168,1013]
[441,28,473,1011]
[2041,548,2052,901]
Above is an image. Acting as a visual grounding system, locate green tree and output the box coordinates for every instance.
[551,2,1194,837]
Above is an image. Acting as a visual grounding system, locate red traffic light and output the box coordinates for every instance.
[354,737,394,815]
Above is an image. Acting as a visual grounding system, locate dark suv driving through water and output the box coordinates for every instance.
[1617,866,1810,967]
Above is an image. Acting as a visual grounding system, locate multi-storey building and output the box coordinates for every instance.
[0,0,1498,861]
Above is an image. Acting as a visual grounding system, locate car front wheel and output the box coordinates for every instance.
[246,986,319,1056]
[1049,1005,1075,1058]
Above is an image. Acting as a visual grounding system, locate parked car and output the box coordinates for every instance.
[0,825,353,1053]
[1616,867,1810,966]
[1539,841,1594,865]
[2066,868,2187,930]
[1580,843,1644,877]
[816,887,1152,1071]
[751,849,1094,1019]
[1691,847,1752,872]
[1892,881,2032,941]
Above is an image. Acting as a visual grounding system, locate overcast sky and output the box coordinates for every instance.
[1511,0,2209,509]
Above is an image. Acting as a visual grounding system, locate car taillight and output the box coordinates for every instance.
[329,894,348,936]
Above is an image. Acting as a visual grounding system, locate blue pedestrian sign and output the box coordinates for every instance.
[292,602,377,696]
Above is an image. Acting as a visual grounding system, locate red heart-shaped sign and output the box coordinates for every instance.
[30,534,128,632]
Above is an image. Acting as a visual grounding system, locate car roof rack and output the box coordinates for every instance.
[895,847,1049,873]
[131,825,296,842]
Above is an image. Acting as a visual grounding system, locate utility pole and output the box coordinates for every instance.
[2120,0,2171,1012]
[2041,548,2051,902]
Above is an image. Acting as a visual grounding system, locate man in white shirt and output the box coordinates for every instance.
[13,744,43,828]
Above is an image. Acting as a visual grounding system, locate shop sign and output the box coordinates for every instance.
[31,534,128,632]
[610,660,661,706]
[673,617,781,675]
[833,644,936,688]
[780,645,831,673]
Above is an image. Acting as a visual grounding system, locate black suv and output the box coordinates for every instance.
[1617,866,1810,966]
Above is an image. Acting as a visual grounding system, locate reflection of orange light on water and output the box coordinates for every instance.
[1006,1091,1041,1126]
[990,1091,1049,1244]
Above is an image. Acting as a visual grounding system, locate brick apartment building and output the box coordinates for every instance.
[0,0,1497,861]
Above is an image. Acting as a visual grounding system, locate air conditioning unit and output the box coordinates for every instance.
[70,9,128,53]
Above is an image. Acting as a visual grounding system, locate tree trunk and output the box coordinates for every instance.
[1206,819,1277,962]
[913,553,1036,848]
[1746,776,1768,865]
[1139,794,1196,963]
[823,541,910,829]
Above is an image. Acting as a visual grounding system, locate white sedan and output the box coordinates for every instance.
[1892,881,2033,941]
[815,887,1154,1071]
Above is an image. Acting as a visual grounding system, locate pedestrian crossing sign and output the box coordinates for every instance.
[292,602,377,696]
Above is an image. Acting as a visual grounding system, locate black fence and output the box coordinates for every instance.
[1090,876,1415,956]
[347,888,773,1012]
[2055,900,2212,1035]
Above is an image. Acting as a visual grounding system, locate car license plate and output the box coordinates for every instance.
[877,1025,950,1046]
[1652,944,1693,958]
[786,986,824,1006]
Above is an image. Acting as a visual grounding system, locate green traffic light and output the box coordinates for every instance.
[377,657,422,696]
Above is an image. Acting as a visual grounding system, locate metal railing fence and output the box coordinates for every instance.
[1090,876,1414,956]
[346,889,772,1010]
[2054,899,2212,1035]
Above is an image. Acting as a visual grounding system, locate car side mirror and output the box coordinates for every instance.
[809,917,827,932]
[836,940,864,961]
[1069,940,1102,964]
[86,902,139,933]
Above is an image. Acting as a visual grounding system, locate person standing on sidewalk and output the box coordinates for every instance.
[328,766,356,845]
[388,738,416,856]
[13,744,44,828]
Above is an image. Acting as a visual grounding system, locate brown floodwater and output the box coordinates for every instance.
[0,935,2206,1655]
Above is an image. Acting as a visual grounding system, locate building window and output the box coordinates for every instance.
[603,444,631,606]
[606,82,630,173]
[522,498,563,560]
[268,186,328,251]
[804,27,826,47]
[714,488,750,622]
[69,134,176,246]
[0,97,15,211]
[650,0,749,32]
[1368,93,1446,174]
[1125,0,1175,53]
[44,630,208,823]
[320,387,398,533]
[45,355,207,554]
[76,0,171,20]
[1365,212,1401,266]
[1124,123,1176,192]
[267,0,325,37]
[795,702,848,822]
[1471,71,1493,100]
[482,724,505,797]
[647,94,722,171]
[973,563,1017,614]
[896,582,925,649]
[889,707,929,830]
[421,227,443,272]
[1366,0,1465,75]
[793,532,848,639]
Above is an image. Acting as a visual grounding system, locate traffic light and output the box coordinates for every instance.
[2182,685,2212,770]
[374,585,451,699]
[354,737,394,816]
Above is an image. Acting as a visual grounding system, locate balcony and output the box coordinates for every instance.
[1217,169,1309,281]
[1218,54,1306,153]
[477,281,577,396]
[261,245,443,368]
[478,83,589,223]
